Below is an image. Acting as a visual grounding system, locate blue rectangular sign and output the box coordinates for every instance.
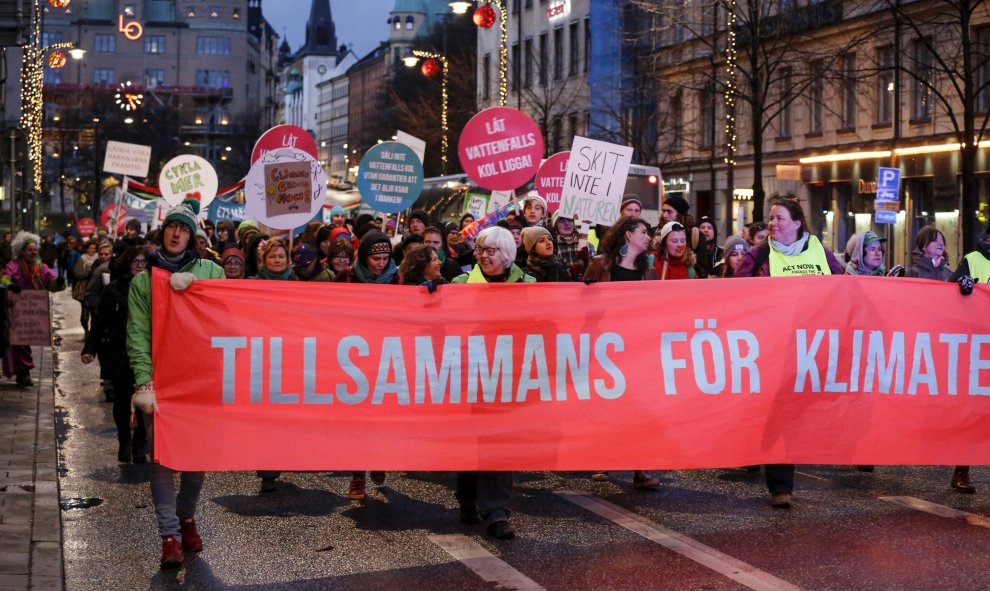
[877,167,900,191]
[874,210,897,224]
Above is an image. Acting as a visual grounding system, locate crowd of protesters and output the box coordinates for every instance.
[4,191,985,570]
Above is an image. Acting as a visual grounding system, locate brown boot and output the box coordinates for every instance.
[951,466,976,494]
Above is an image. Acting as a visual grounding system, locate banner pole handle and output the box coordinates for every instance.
[111,176,128,239]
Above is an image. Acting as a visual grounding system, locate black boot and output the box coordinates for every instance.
[15,371,32,387]
[951,466,976,494]
[117,440,131,463]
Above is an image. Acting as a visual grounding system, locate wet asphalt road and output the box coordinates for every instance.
[50,292,990,591]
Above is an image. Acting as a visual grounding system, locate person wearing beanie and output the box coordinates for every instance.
[619,195,643,219]
[236,220,260,249]
[329,205,347,228]
[291,243,333,282]
[845,231,893,277]
[654,221,699,280]
[715,235,749,278]
[220,247,245,279]
[521,226,569,282]
[661,195,690,223]
[406,210,431,236]
[661,195,713,276]
[697,216,724,270]
[521,191,548,227]
[126,196,224,569]
[2,231,59,387]
[444,222,475,272]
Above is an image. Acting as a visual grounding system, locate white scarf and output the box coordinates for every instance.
[770,232,809,256]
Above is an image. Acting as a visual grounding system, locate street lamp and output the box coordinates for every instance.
[405,49,449,175]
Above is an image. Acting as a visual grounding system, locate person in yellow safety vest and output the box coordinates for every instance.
[734,196,845,511]
[951,225,990,290]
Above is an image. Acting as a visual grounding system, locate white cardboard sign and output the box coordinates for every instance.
[559,136,634,226]
[395,130,426,168]
[103,140,152,177]
[245,147,327,230]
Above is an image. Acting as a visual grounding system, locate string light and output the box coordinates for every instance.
[487,0,508,106]
[724,0,737,167]
[21,0,75,194]
[412,49,449,175]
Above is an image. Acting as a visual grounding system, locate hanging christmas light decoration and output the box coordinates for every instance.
[473,4,496,28]
[412,50,449,175]
[47,49,67,68]
[421,58,440,78]
[47,0,70,7]
[724,0,738,167]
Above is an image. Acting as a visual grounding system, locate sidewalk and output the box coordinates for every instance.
[0,296,63,591]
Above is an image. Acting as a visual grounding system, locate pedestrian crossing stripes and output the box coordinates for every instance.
[879,496,990,528]
[429,534,546,591]
[557,491,807,591]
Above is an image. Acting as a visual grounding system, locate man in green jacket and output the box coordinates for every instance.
[127,197,224,569]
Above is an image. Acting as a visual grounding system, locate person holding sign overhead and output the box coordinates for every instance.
[735,196,844,509]
[127,197,225,569]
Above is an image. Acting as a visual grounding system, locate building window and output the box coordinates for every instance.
[44,68,61,84]
[699,82,715,147]
[978,28,990,111]
[539,33,548,85]
[144,69,165,87]
[670,89,683,152]
[197,36,231,55]
[482,53,491,100]
[568,22,578,77]
[525,0,533,8]
[553,27,563,80]
[395,16,402,30]
[568,112,579,141]
[523,38,533,89]
[511,43,520,91]
[779,68,793,138]
[700,3,716,36]
[144,35,165,54]
[186,6,196,18]
[841,53,856,130]
[232,7,240,19]
[93,68,115,84]
[876,45,894,125]
[41,32,63,46]
[552,116,563,152]
[584,18,590,73]
[196,69,230,88]
[808,60,823,134]
[209,6,220,18]
[405,15,414,30]
[912,38,933,120]
[94,34,115,53]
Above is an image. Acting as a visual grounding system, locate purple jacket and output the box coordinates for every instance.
[3,259,56,289]
[736,242,844,277]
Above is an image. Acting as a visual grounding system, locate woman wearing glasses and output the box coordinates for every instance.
[451,226,534,540]
[81,246,148,464]
[845,231,904,277]
[736,197,844,509]
[328,238,356,283]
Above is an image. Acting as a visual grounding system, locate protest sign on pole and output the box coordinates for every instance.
[535,151,569,215]
[356,142,424,214]
[102,140,151,177]
[395,130,427,167]
[158,155,219,208]
[8,291,51,346]
[462,193,489,219]
[77,217,96,238]
[252,125,319,165]
[558,137,634,226]
[458,107,544,191]
[245,147,326,230]
[150,272,990,471]
[487,190,513,213]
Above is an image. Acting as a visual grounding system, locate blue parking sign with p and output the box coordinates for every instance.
[877,167,900,202]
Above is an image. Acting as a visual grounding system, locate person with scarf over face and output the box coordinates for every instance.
[521,226,569,282]
[2,231,59,386]
[346,230,396,500]
[735,196,844,509]
[127,197,225,569]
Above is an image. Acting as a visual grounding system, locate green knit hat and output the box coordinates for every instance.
[163,198,201,235]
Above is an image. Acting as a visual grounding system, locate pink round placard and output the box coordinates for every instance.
[251,125,319,164]
[458,107,544,191]
[534,151,570,215]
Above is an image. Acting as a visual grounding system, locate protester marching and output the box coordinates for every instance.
[7,111,986,574]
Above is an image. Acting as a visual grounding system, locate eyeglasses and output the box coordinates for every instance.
[132,258,147,267]
[331,255,351,262]
[865,246,885,254]
[474,246,499,257]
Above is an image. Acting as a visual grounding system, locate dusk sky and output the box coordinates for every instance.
[263,0,394,59]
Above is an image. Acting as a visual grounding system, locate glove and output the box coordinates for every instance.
[886,265,905,278]
[169,272,197,291]
[131,382,160,414]
[958,275,976,296]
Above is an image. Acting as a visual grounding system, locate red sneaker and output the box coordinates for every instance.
[348,477,366,500]
[160,536,183,569]
[179,518,203,553]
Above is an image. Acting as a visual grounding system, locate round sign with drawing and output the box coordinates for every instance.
[244,147,327,230]
[158,154,218,208]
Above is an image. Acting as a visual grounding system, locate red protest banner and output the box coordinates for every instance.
[149,269,990,471]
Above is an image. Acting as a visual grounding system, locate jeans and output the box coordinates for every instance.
[146,413,206,539]
[456,471,513,523]
[765,464,795,494]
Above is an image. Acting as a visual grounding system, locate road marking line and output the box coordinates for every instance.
[879,496,990,528]
[557,491,805,591]
[429,534,545,591]
[794,471,830,482]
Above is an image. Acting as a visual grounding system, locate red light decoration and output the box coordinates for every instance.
[47,50,67,69]
[47,0,70,7]
[473,4,496,29]
[421,58,440,78]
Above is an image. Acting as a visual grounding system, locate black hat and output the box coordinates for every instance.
[358,231,392,263]
[408,210,431,226]
[664,195,690,216]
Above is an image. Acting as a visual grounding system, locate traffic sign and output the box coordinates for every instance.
[874,200,899,211]
[874,210,897,224]
[876,167,900,202]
